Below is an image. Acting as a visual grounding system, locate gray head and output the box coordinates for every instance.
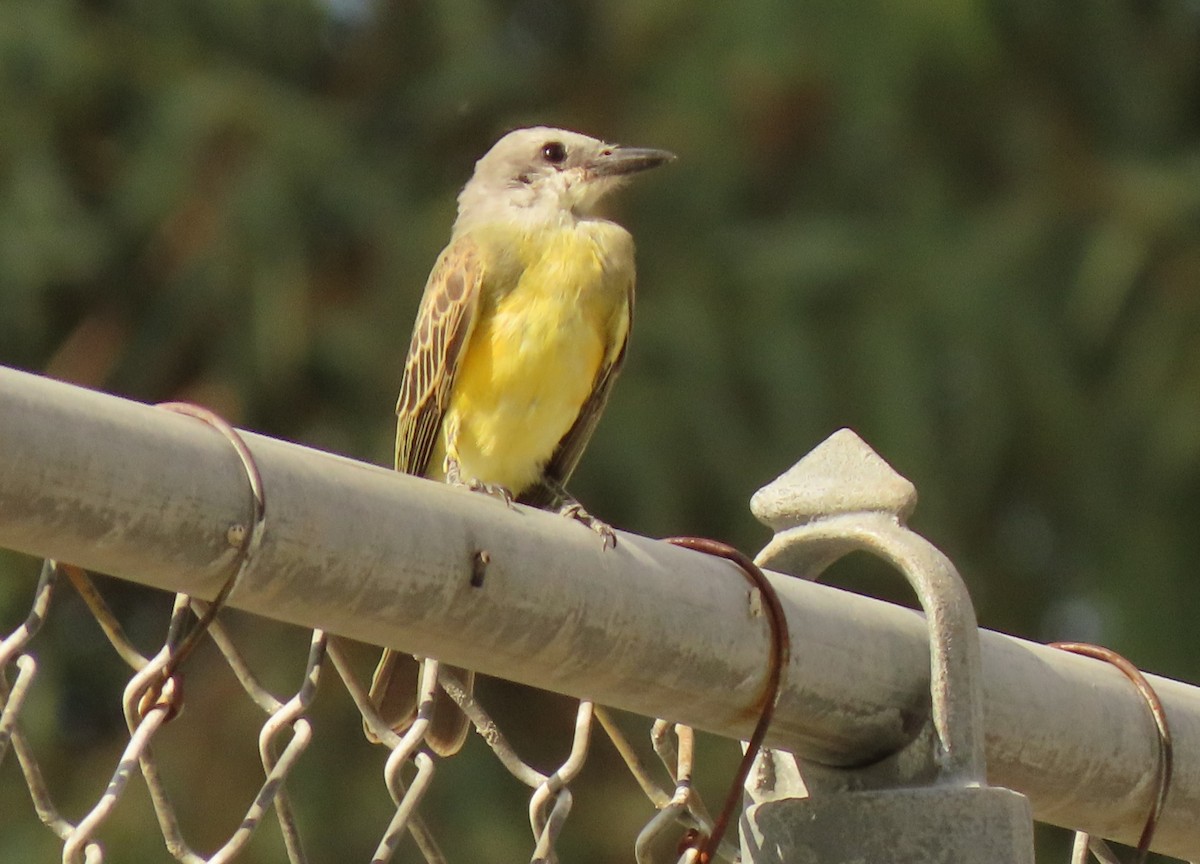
[455,127,674,231]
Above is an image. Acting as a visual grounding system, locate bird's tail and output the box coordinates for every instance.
[366,650,474,757]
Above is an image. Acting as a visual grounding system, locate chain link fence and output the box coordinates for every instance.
[1,556,747,864]
[3,367,1200,863]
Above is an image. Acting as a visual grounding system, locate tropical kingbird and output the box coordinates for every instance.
[368,127,675,755]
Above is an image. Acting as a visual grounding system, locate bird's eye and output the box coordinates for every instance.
[541,141,567,164]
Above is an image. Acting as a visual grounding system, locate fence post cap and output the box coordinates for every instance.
[750,428,917,530]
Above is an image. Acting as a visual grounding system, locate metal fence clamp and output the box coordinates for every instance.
[743,429,1036,864]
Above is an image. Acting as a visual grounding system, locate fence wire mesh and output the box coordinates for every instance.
[0,556,739,864]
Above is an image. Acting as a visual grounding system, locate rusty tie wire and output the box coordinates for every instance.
[593,535,789,864]
[1052,642,1173,864]
[151,403,267,688]
[0,403,337,864]
[662,537,789,864]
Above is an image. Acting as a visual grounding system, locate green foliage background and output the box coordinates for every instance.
[2,0,1199,861]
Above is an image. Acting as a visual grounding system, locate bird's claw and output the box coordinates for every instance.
[445,458,516,508]
[467,478,516,509]
[559,501,617,549]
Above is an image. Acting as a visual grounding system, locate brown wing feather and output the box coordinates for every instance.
[369,238,484,753]
[518,287,633,509]
[395,237,485,476]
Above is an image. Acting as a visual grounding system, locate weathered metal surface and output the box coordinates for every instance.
[742,788,1034,864]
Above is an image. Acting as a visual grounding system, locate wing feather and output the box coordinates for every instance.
[395,237,485,476]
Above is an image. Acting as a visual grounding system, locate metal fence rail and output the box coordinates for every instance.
[1,364,1198,860]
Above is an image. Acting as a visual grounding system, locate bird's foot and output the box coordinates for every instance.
[558,500,617,550]
[444,456,516,509]
[467,478,516,509]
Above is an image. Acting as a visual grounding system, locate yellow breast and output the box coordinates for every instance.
[435,223,633,495]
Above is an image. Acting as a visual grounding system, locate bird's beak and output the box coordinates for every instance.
[586,145,677,177]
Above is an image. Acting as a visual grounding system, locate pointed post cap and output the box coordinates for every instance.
[751,428,917,530]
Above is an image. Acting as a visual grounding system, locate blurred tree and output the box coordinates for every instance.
[3,0,1200,861]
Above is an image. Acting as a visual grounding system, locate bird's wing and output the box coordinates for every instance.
[519,283,633,509]
[395,236,485,476]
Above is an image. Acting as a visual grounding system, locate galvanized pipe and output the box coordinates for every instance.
[0,365,1197,859]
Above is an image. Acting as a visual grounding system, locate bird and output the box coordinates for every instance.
[367,127,675,756]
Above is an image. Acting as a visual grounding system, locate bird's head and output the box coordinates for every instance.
[455,127,675,230]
